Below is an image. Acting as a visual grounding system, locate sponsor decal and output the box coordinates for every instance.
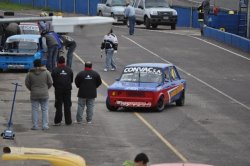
[124,67,162,75]
[8,38,36,43]
[116,101,151,107]
[167,84,184,102]
[20,25,39,31]
[85,75,92,79]
[8,65,24,69]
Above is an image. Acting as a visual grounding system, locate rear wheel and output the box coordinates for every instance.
[152,24,158,29]
[155,96,165,112]
[145,17,150,29]
[97,11,103,16]
[171,24,176,30]
[176,91,185,106]
[106,97,118,111]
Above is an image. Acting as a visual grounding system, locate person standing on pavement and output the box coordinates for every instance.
[101,29,118,72]
[51,56,73,126]
[25,59,53,130]
[59,33,77,68]
[75,61,102,124]
[201,0,210,25]
[41,30,60,72]
[124,1,136,35]
[198,0,210,25]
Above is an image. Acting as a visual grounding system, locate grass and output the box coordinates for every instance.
[0,2,50,11]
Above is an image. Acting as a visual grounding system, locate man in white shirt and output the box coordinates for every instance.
[124,1,136,35]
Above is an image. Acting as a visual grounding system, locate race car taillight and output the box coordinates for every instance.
[111,91,117,96]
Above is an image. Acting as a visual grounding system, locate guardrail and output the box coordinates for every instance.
[203,26,250,53]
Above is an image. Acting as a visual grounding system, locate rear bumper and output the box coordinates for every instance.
[109,96,157,108]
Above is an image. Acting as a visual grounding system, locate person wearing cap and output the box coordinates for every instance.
[75,61,102,124]
[51,56,73,126]
[124,1,135,35]
[38,12,48,32]
[25,59,53,130]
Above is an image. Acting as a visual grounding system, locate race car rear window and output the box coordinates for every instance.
[120,66,162,83]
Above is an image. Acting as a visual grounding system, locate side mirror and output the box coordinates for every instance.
[115,78,120,81]
[106,3,111,7]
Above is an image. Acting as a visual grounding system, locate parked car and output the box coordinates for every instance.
[106,63,186,112]
[97,0,127,24]
[19,22,40,35]
[0,34,46,71]
[133,0,178,29]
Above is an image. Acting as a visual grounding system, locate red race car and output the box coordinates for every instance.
[106,63,186,112]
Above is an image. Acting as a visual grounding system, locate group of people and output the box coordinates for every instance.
[38,12,77,71]
[25,57,102,130]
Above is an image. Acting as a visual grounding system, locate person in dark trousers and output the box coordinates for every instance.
[59,33,77,68]
[51,56,73,125]
[124,1,136,35]
[201,0,210,25]
[75,61,102,124]
[25,59,53,130]
[41,30,60,72]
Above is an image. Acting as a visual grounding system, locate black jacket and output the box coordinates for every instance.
[75,69,102,98]
[51,65,73,91]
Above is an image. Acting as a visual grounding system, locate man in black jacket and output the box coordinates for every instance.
[51,56,73,125]
[75,61,102,124]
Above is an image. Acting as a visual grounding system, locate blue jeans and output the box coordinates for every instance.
[46,45,59,72]
[105,49,116,70]
[31,99,49,129]
[76,98,95,122]
[128,16,135,35]
[66,43,76,68]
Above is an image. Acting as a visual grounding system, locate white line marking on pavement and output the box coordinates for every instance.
[122,35,250,111]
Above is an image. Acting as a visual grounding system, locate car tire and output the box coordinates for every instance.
[106,97,117,111]
[152,24,158,29]
[176,91,185,106]
[145,17,150,29]
[97,11,103,16]
[155,96,165,112]
[171,24,176,30]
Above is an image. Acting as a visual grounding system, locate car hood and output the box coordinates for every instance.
[112,6,125,12]
[108,81,161,91]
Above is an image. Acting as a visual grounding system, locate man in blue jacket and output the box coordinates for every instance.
[75,61,102,124]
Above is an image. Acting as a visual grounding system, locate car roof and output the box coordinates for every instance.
[125,63,173,68]
[6,34,41,43]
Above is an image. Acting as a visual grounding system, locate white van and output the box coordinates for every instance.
[133,0,178,29]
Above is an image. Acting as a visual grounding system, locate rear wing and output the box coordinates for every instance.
[2,146,86,166]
